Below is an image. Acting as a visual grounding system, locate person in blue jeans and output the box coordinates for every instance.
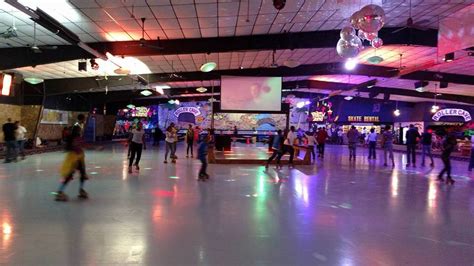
[197,135,210,181]
[366,128,378,159]
[468,135,474,171]
[421,129,434,167]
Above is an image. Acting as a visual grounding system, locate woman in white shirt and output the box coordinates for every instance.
[164,123,177,164]
[129,122,146,173]
[304,131,316,161]
[15,121,27,160]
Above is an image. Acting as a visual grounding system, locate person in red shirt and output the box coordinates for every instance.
[316,127,328,158]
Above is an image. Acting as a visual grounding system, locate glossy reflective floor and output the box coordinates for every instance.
[1,144,473,265]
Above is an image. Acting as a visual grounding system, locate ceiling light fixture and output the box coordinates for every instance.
[443,52,454,62]
[126,104,135,109]
[283,59,300,68]
[140,89,153,96]
[168,99,175,104]
[367,55,384,64]
[344,58,358,70]
[114,67,131,75]
[344,96,354,101]
[196,86,207,93]
[24,77,44,85]
[393,101,400,117]
[200,62,217,72]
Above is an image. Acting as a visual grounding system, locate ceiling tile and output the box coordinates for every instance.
[150,5,176,19]
[173,4,197,18]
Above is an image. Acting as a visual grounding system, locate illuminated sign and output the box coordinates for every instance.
[133,107,150,117]
[348,116,380,122]
[432,108,471,122]
[311,111,325,122]
[174,107,201,117]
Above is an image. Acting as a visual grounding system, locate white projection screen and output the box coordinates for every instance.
[220,76,282,111]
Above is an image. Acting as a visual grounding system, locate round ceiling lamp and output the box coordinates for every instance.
[200,62,217,72]
[114,67,131,75]
[367,55,384,64]
[24,77,44,85]
[283,59,300,68]
[196,86,207,93]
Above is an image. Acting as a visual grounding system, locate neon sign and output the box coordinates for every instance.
[133,107,150,117]
[174,107,201,117]
[432,108,471,122]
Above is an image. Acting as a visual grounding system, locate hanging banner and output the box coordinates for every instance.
[40,109,69,124]
[174,107,201,117]
[432,108,471,122]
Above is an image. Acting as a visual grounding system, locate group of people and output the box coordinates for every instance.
[2,118,27,163]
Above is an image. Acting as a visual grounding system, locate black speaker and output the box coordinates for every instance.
[78,61,87,71]
[383,93,390,101]
[369,91,379,99]
[440,81,448,88]
[273,0,286,10]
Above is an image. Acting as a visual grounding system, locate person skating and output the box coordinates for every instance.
[197,134,210,181]
[164,123,177,163]
[405,124,420,167]
[2,118,17,163]
[266,130,283,168]
[438,130,457,185]
[55,114,88,201]
[316,127,328,158]
[421,128,434,167]
[128,122,146,173]
[15,121,27,160]
[366,128,378,160]
[346,126,359,161]
[382,125,395,167]
[185,124,194,158]
[276,126,297,168]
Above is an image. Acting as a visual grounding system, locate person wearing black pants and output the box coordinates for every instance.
[405,124,420,167]
[185,124,194,158]
[129,122,146,173]
[366,128,378,159]
[266,130,283,168]
[276,126,297,168]
[438,131,457,185]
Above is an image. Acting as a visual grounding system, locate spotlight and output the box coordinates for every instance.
[273,0,286,10]
[175,99,180,105]
[393,109,400,116]
[443,52,454,62]
[90,59,99,70]
[414,81,428,92]
[431,104,440,113]
[439,81,448,88]
[196,86,207,93]
[344,58,358,70]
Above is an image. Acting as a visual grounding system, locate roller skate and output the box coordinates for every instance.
[78,189,89,199]
[55,191,69,202]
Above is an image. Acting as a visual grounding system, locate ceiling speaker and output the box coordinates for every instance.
[78,61,87,72]
[273,0,286,10]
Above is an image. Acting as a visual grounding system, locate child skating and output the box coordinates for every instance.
[128,122,146,173]
[55,114,89,201]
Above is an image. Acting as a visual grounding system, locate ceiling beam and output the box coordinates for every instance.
[89,28,437,57]
[1,28,437,70]
[401,71,474,85]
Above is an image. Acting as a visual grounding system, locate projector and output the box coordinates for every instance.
[273,0,286,10]
[0,26,18,39]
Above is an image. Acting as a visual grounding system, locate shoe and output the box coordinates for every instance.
[265,164,269,169]
[55,191,68,201]
[204,174,210,179]
[128,167,132,173]
[186,155,189,158]
[134,164,140,170]
[384,163,387,167]
[78,189,89,199]
[164,160,168,164]
[446,178,455,185]
[171,159,176,164]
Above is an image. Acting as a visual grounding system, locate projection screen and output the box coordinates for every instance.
[220,76,282,111]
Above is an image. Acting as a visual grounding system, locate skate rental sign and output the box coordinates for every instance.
[432,108,471,122]
[174,107,201,117]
